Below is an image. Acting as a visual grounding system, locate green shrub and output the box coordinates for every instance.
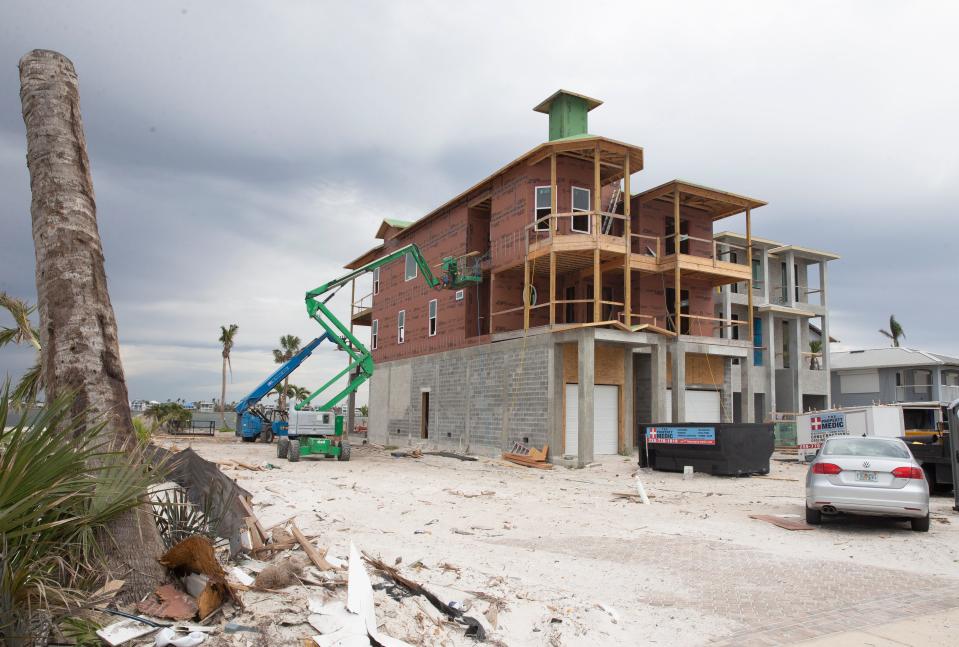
[0,383,163,645]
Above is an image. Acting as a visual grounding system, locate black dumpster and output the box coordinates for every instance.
[638,423,774,476]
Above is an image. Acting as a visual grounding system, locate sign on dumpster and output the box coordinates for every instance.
[646,426,716,445]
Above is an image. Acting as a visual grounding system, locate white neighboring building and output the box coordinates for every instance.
[715,232,839,421]
[831,347,959,431]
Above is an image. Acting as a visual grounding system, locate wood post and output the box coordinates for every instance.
[746,207,754,345]
[593,248,601,323]
[673,189,681,336]
[523,259,530,331]
[549,251,556,327]
[593,143,601,239]
[550,153,557,232]
[623,154,631,328]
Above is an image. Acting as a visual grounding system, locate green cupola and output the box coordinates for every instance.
[533,90,603,141]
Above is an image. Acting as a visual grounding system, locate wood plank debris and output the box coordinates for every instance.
[502,443,552,469]
[291,523,338,571]
[749,514,815,531]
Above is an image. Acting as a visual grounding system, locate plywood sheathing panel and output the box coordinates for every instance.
[666,352,725,386]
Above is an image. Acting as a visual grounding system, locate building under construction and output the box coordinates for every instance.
[347,90,835,464]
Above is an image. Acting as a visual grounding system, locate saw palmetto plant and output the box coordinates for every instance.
[0,383,164,645]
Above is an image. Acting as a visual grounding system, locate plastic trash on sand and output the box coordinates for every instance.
[154,628,206,647]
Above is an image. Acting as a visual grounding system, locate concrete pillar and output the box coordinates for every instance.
[741,348,755,423]
[722,284,732,339]
[623,346,635,453]
[721,357,734,423]
[577,330,595,467]
[786,251,797,307]
[820,261,831,408]
[762,248,770,304]
[789,317,802,414]
[550,341,565,460]
[671,341,686,423]
[650,343,668,422]
[766,312,777,418]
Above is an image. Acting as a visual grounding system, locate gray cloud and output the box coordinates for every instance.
[1,0,958,403]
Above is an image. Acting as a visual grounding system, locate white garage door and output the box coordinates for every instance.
[663,389,721,423]
[565,384,619,455]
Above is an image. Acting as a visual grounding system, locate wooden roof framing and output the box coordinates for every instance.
[638,180,766,221]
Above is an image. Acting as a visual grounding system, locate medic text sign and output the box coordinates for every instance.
[646,426,716,445]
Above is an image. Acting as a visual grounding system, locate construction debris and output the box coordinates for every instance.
[749,514,816,531]
[159,535,238,619]
[291,522,339,571]
[253,557,305,590]
[502,443,552,469]
[423,451,477,461]
[363,551,487,640]
[137,584,198,621]
[145,446,254,555]
[391,448,423,459]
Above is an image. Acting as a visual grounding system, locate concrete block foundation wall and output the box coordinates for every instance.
[368,335,553,457]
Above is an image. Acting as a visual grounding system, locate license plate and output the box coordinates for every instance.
[856,471,878,482]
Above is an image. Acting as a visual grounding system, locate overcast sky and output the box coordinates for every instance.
[1,1,957,404]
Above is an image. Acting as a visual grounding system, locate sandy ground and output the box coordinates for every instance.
[160,434,959,647]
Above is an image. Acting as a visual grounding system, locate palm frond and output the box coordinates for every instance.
[11,360,43,408]
[0,382,165,642]
[0,292,40,351]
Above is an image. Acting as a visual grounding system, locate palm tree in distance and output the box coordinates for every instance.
[218,324,239,428]
[879,315,905,347]
[272,335,301,412]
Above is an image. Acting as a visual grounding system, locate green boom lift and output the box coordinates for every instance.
[279,244,480,461]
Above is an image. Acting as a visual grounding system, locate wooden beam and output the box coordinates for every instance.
[593,142,601,238]
[550,153,557,231]
[593,248,601,323]
[623,154,631,328]
[466,188,492,208]
[523,258,530,331]
[746,207,754,346]
[674,190,681,336]
[549,251,556,327]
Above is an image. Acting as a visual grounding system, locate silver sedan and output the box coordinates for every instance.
[805,436,930,531]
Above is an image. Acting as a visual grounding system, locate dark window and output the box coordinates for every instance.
[534,186,551,231]
[665,288,690,334]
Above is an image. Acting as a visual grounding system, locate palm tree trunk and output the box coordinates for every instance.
[19,49,166,600]
[221,354,227,429]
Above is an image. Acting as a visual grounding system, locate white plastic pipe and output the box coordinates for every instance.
[634,474,650,505]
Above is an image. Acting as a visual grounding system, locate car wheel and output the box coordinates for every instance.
[338,441,351,462]
[288,440,300,462]
[911,514,930,532]
[277,437,289,459]
[260,428,273,444]
[805,506,822,525]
